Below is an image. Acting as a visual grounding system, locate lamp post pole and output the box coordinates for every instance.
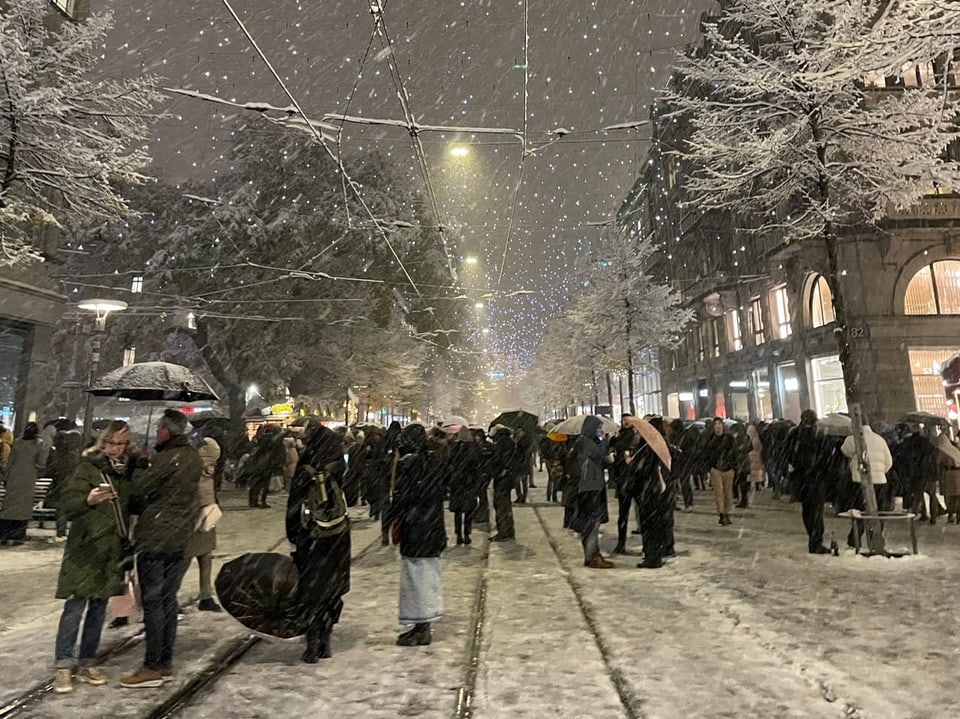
[77,299,127,441]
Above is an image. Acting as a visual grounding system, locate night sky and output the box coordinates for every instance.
[99,0,713,376]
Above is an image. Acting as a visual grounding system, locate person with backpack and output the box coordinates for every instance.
[286,426,350,663]
[388,423,447,646]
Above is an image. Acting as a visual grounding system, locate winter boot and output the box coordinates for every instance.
[397,623,432,646]
[613,542,627,555]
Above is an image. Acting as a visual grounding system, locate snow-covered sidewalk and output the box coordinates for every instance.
[4,482,960,718]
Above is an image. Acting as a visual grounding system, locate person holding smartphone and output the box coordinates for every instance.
[52,420,137,694]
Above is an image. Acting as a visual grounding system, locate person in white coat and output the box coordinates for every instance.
[841,425,893,546]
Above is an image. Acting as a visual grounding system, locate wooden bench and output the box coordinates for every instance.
[0,477,57,525]
[837,510,918,555]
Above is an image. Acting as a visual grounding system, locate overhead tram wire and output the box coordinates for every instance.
[495,0,529,291]
[368,1,459,285]
[217,0,426,304]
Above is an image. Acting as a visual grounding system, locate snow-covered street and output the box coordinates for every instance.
[2,480,959,719]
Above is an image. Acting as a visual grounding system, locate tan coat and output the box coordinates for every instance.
[185,437,221,559]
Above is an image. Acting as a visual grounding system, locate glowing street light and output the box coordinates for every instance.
[449,145,470,158]
[474,302,485,310]
[464,255,479,265]
[77,297,128,438]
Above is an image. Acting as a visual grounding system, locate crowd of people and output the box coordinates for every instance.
[1,406,957,690]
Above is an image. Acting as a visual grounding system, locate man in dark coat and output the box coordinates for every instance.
[786,409,831,554]
[472,428,494,525]
[609,417,638,554]
[286,426,351,662]
[121,410,203,688]
[490,427,516,541]
[373,421,403,545]
[448,427,480,545]
[571,415,613,568]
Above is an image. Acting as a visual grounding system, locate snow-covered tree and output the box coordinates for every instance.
[664,0,960,543]
[59,120,462,426]
[0,1,162,264]
[567,233,693,414]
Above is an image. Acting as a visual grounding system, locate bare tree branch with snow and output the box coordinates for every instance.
[0,0,163,264]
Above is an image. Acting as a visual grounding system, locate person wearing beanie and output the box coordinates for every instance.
[121,410,203,689]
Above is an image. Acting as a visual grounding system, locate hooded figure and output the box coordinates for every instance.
[571,416,613,568]
[490,426,517,541]
[389,423,447,646]
[286,426,350,663]
[448,426,480,545]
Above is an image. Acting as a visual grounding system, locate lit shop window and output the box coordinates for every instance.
[749,297,765,346]
[909,347,955,417]
[131,276,144,294]
[122,347,136,367]
[51,0,81,19]
[769,286,792,339]
[904,261,960,315]
[808,274,835,328]
[726,309,743,352]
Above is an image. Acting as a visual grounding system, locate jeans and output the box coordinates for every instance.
[55,597,108,668]
[139,550,184,670]
[801,486,826,552]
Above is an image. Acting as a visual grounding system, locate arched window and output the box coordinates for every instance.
[905,260,960,314]
[809,274,835,328]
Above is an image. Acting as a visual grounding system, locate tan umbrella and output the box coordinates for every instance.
[622,416,671,471]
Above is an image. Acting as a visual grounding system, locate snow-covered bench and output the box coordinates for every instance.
[836,509,918,556]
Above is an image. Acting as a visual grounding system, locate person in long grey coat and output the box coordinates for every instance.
[0,423,44,544]
[570,416,613,569]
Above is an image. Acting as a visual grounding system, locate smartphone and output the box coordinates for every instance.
[98,482,112,491]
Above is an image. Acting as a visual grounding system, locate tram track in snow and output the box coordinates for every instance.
[532,506,646,719]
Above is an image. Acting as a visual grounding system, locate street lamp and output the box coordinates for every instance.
[77,298,127,439]
[449,145,470,158]
[464,255,479,266]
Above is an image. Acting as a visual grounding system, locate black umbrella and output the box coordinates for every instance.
[88,361,219,402]
[215,552,305,639]
[488,409,539,435]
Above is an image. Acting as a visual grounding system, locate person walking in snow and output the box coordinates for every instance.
[705,418,737,526]
[786,410,832,554]
[389,424,447,646]
[287,426,351,662]
[52,420,137,694]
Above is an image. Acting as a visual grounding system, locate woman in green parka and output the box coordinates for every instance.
[52,420,138,694]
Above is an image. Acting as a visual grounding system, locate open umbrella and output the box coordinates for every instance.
[488,409,539,435]
[89,361,219,402]
[902,411,949,428]
[819,412,852,437]
[551,414,619,437]
[215,552,305,640]
[442,415,469,429]
[622,415,672,470]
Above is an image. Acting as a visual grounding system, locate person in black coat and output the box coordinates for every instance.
[448,427,480,545]
[472,429,494,525]
[609,419,639,554]
[490,427,517,541]
[389,424,447,646]
[286,426,351,663]
[244,425,287,509]
[786,410,831,554]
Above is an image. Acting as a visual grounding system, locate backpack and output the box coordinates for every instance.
[299,465,349,539]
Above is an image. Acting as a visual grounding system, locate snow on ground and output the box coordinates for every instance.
[3,480,960,718]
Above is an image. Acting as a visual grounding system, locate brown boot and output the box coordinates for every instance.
[587,556,615,569]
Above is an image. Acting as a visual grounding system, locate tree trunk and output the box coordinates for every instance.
[606,371,615,410]
[626,350,636,416]
[825,227,883,554]
[811,105,883,554]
